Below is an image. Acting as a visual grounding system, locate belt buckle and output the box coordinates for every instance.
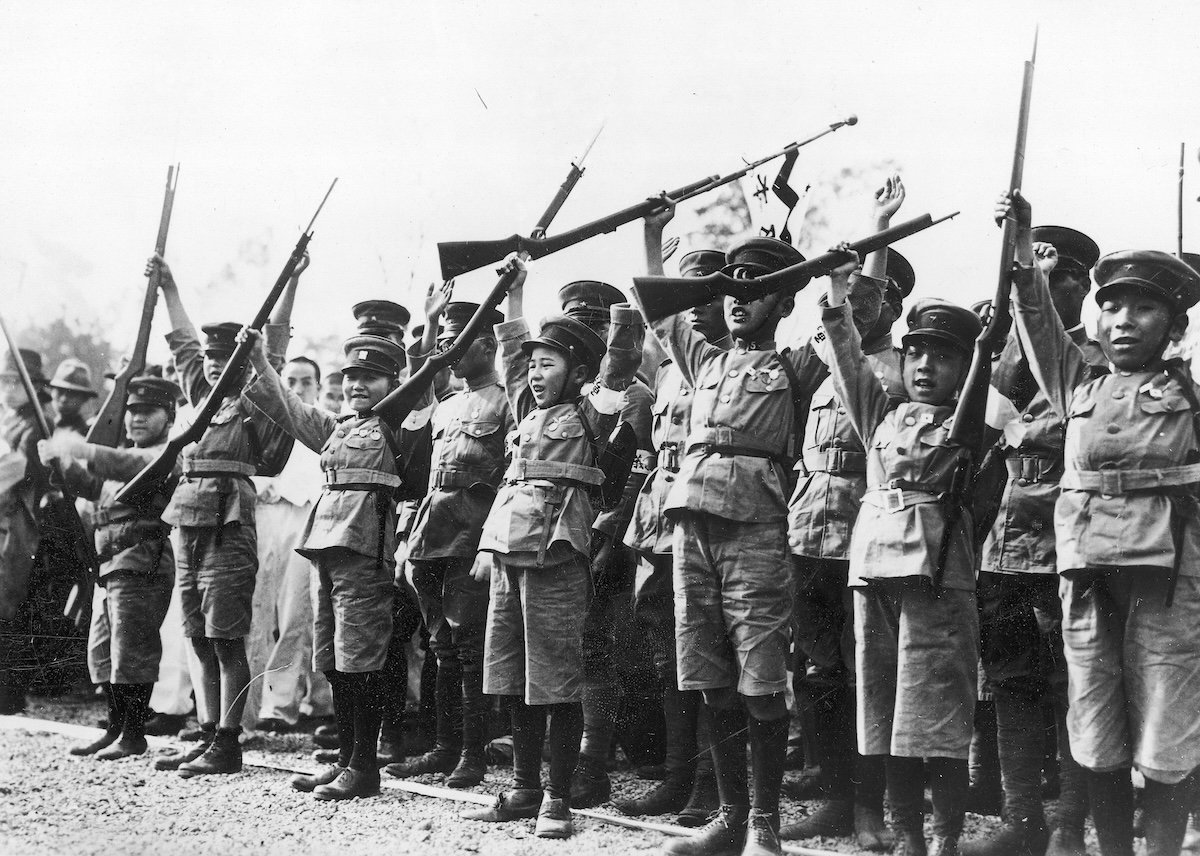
[1098,468,1122,498]
[880,487,905,513]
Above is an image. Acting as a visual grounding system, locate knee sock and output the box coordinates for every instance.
[886,755,925,833]
[927,756,968,839]
[121,684,153,742]
[326,671,355,768]
[547,702,585,801]
[348,671,382,772]
[579,683,621,761]
[1142,776,1196,856]
[1087,768,1135,856]
[102,683,124,737]
[706,704,750,809]
[510,699,547,792]
[748,714,789,817]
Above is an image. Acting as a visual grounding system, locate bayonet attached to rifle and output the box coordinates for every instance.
[115,179,338,508]
[88,164,179,448]
[436,115,858,280]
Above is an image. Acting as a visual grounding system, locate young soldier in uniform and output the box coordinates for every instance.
[556,279,657,808]
[0,349,51,715]
[461,258,643,839]
[1002,189,1200,856]
[637,208,855,856]
[242,329,433,800]
[782,179,909,851]
[822,250,983,856]
[962,225,1106,856]
[150,255,296,776]
[49,359,98,436]
[619,249,730,825]
[388,288,512,789]
[39,376,182,759]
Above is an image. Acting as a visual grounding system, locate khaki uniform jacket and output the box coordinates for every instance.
[981,329,1107,575]
[477,318,633,566]
[407,372,514,560]
[243,361,433,563]
[162,324,292,529]
[789,338,902,560]
[823,302,975,591]
[0,406,45,620]
[1013,268,1200,576]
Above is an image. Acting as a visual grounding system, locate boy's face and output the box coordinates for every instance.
[125,404,171,447]
[687,300,728,343]
[320,379,345,413]
[1048,269,1090,329]
[449,337,494,380]
[342,368,395,414]
[724,292,792,341]
[527,345,584,408]
[202,351,231,387]
[1097,287,1182,371]
[282,361,319,405]
[902,338,969,406]
[51,388,89,420]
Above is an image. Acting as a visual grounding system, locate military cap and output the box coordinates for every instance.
[902,298,982,355]
[723,236,809,290]
[341,335,407,378]
[1031,226,1100,275]
[886,250,916,298]
[0,348,47,386]
[127,375,182,410]
[200,322,242,356]
[559,281,627,330]
[678,249,726,279]
[1094,250,1200,313]
[352,300,411,338]
[520,314,606,376]
[439,302,503,341]
[49,358,98,396]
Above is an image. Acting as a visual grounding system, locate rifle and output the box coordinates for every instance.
[374,131,601,426]
[631,212,957,323]
[437,115,857,280]
[87,164,179,448]
[1179,142,1186,258]
[115,179,338,508]
[936,32,1038,589]
[0,313,100,628]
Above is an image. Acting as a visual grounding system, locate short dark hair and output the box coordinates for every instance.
[285,356,321,384]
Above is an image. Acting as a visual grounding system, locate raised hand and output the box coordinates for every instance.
[425,279,455,321]
[873,175,906,225]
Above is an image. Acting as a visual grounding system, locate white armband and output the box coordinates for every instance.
[402,401,434,431]
[589,385,624,415]
[985,389,1020,431]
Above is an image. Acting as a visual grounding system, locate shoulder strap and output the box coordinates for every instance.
[1166,364,1200,461]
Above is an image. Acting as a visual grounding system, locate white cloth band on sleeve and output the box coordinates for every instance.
[402,402,435,431]
[589,385,624,415]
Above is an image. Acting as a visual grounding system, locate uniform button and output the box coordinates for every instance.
[904,416,916,426]
[1017,478,1029,487]
[1022,413,1034,423]
[680,389,689,396]
[729,370,739,377]
[836,406,846,414]
[1107,424,1120,434]
[1119,371,1131,377]
[336,430,346,438]
[1112,390,1125,400]
[831,438,843,448]
[721,395,732,403]
[671,416,682,424]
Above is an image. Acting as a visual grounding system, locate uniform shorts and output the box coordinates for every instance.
[312,547,394,674]
[483,554,589,706]
[977,570,1064,698]
[1061,570,1200,784]
[88,572,173,685]
[177,524,257,640]
[672,513,793,697]
[855,580,978,759]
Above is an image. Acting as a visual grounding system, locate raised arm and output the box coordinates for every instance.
[494,258,535,418]
[821,252,890,444]
[241,330,337,452]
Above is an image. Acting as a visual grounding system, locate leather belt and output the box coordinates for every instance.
[324,468,402,489]
[804,448,867,474]
[183,460,257,479]
[1005,455,1063,485]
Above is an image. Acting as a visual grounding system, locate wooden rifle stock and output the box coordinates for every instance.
[437,116,859,279]
[377,143,597,425]
[116,180,337,508]
[632,212,955,323]
[0,312,100,628]
[88,164,179,448]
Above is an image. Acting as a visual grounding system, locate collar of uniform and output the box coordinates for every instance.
[465,370,501,392]
[862,333,895,356]
[732,338,776,353]
[710,334,734,350]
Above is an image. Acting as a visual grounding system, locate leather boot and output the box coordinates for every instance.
[313,766,381,800]
[446,667,487,789]
[70,683,122,756]
[383,660,461,778]
[888,756,928,856]
[961,694,1047,856]
[1143,777,1195,856]
[1047,697,1088,856]
[928,758,967,856]
[291,764,345,792]
[662,804,749,856]
[155,722,215,770]
[854,754,893,852]
[678,760,720,828]
[782,679,855,840]
[535,790,574,839]
[780,801,852,841]
[97,683,152,760]
[571,682,620,808]
[1087,769,1135,856]
[462,787,543,822]
[742,808,781,856]
[179,726,242,776]
[616,685,698,817]
[967,699,1003,816]
[569,751,611,808]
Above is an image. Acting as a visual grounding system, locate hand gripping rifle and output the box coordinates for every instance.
[115,180,338,508]
[436,115,857,280]
[631,212,958,323]
[87,164,179,448]
[0,313,101,628]
[935,32,1038,590]
[374,131,602,426]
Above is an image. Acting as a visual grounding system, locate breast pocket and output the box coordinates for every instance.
[808,392,837,448]
[341,432,387,468]
[1138,391,1191,416]
[1067,396,1096,422]
[455,420,502,467]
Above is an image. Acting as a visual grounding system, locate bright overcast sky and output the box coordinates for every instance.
[2,0,1199,369]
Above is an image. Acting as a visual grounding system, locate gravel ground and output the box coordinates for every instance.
[0,697,1098,856]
